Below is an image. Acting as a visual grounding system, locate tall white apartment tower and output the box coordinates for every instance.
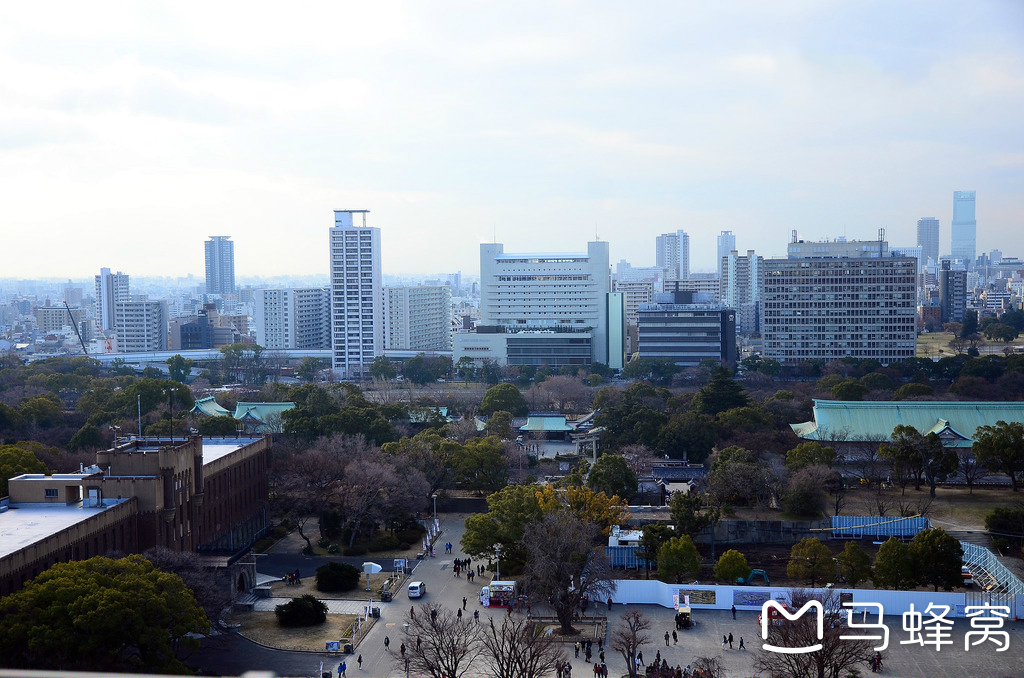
[329,210,382,378]
[384,285,453,351]
[916,217,940,268]
[655,230,690,281]
[717,231,736,275]
[204,236,235,294]
[951,191,977,270]
[253,288,331,349]
[94,268,130,332]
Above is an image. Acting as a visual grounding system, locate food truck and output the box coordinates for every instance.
[480,581,517,608]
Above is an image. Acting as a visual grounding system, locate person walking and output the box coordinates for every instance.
[357,654,362,670]
[731,605,736,620]
[457,608,463,620]
[574,641,580,658]
[384,636,390,651]
[722,635,727,650]
[672,630,678,644]
[728,633,733,649]
[400,643,406,658]
[474,609,480,623]
[665,631,670,646]
[410,606,415,617]
[637,650,644,666]
[463,596,467,610]
[337,661,345,678]
[739,637,745,651]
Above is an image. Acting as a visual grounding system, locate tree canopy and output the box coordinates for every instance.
[479,383,529,417]
[690,367,748,416]
[0,555,208,672]
[973,420,1024,492]
[908,528,963,592]
[0,442,48,496]
[657,535,700,584]
[587,454,638,499]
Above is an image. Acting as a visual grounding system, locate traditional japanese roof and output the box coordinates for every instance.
[190,396,231,417]
[231,402,295,433]
[519,416,574,432]
[792,399,1024,447]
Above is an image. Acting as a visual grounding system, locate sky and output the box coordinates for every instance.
[1,1,1022,280]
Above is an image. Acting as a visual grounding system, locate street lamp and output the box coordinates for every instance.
[432,494,438,523]
[494,544,501,581]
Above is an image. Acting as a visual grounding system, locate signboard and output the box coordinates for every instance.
[673,594,679,610]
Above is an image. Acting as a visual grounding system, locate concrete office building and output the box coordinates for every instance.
[762,238,917,364]
[717,231,736,276]
[655,230,690,281]
[384,285,452,352]
[94,268,130,332]
[34,305,85,334]
[329,210,382,378]
[917,218,940,268]
[951,191,977,271]
[636,291,736,367]
[114,301,168,352]
[253,288,330,350]
[939,260,968,324]
[205,236,236,295]
[667,276,721,303]
[720,250,763,336]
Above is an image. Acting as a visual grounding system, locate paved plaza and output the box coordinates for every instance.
[188,513,1024,678]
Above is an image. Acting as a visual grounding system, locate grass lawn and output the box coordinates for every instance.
[917,330,1024,358]
[268,572,405,600]
[230,611,361,652]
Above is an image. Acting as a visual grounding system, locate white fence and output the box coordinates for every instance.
[608,580,1024,620]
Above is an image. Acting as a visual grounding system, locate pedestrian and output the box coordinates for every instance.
[411,606,415,617]
[337,661,344,678]
[599,650,605,663]
[431,608,438,623]
[731,604,736,620]
[607,596,613,610]
[463,596,468,610]
[638,650,644,666]
[739,637,745,650]
[672,630,678,644]
[474,609,480,623]
[574,641,580,658]
[585,647,592,663]
[728,632,733,649]
[357,654,362,670]
[665,631,670,646]
[417,636,422,649]
[384,635,390,651]
[635,656,642,672]
[457,608,462,620]
[722,634,727,650]
[655,650,661,664]
[400,643,406,657]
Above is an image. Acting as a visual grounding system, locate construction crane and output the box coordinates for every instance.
[64,301,88,356]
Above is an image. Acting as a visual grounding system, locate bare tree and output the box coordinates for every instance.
[691,656,725,678]
[479,615,565,678]
[402,604,481,678]
[520,513,616,635]
[958,449,988,494]
[753,589,876,678]
[620,444,659,477]
[143,546,233,620]
[610,610,651,678]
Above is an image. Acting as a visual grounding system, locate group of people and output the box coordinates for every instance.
[452,557,474,578]
[573,638,603,664]
[281,569,301,585]
[870,651,884,672]
[720,632,744,650]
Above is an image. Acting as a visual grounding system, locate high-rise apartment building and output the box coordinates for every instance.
[94,268,130,332]
[762,239,917,364]
[114,301,168,352]
[939,260,967,324]
[204,236,236,295]
[253,288,331,350]
[720,249,764,336]
[917,217,939,268]
[34,305,85,334]
[655,230,690,281]
[384,285,452,352]
[717,231,736,275]
[951,191,977,271]
[329,210,382,377]
[636,291,736,367]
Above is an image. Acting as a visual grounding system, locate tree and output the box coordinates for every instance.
[485,410,514,439]
[635,523,673,579]
[454,436,508,494]
[881,425,957,497]
[461,484,544,570]
[403,604,481,678]
[657,535,700,584]
[973,421,1024,491]
[656,412,715,463]
[782,466,832,518]
[369,356,398,381]
[957,449,988,494]
[787,537,835,586]
[872,537,912,590]
[691,367,748,416]
[753,589,876,678]
[961,309,979,338]
[669,490,718,540]
[587,454,638,499]
[296,356,329,382]
[142,547,233,620]
[165,354,194,383]
[275,594,328,627]
[0,442,48,496]
[520,513,616,634]
[611,610,651,678]
[479,615,565,678]
[0,555,208,672]
[831,378,868,401]
[785,442,837,471]
[836,541,873,588]
[894,382,934,400]
[713,549,749,583]
[197,415,239,436]
[908,527,963,592]
[985,506,1024,549]
[479,383,528,417]
[984,322,1019,343]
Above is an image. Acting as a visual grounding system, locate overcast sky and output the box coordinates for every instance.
[1,1,1022,280]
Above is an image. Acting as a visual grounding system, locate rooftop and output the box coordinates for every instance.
[0,499,132,560]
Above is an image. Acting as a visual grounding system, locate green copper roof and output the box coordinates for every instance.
[232,402,295,423]
[793,399,1024,446]
[190,396,231,417]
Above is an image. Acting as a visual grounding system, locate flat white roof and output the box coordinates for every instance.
[0,499,132,560]
[201,437,261,464]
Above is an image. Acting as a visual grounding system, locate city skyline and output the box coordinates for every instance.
[1,3,1021,279]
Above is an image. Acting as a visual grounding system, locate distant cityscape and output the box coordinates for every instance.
[2,190,1021,376]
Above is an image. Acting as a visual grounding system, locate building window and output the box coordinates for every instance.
[44,488,58,498]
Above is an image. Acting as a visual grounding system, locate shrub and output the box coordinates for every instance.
[273,526,290,539]
[327,543,341,554]
[370,534,401,552]
[396,526,426,545]
[275,595,328,627]
[317,538,331,549]
[345,544,368,556]
[252,537,274,553]
[315,562,361,593]
[399,542,411,550]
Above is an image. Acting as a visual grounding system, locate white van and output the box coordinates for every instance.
[408,581,426,598]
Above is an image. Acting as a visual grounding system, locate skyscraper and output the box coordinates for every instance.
[951,191,976,270]
[329,210,382,378]
[916,217,939,268]
[205,236,236,294]
[655,230,690,280]
[94,268,130,332]
[717,231,736,275]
